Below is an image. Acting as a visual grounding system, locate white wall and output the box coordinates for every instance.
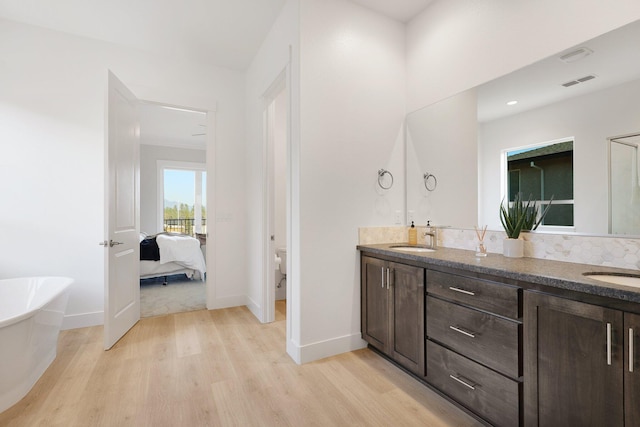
[296,0,405,362]
[406,89,478,229]
[245,0,300,345]
[406,0,640,113]
[6,0,637,360]
[480,78,640,234]
[139,145,206,234]
[294,0,640,364]
[0,18,246,327]
[245,0,406,363]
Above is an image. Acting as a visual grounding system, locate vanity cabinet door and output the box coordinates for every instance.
[361,256,389,353]
[361,256,425,376]
[524,291,624,427]
[625,312,640,427]
[390,261,425,376]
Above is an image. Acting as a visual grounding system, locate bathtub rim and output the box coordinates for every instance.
[0,276,74,329]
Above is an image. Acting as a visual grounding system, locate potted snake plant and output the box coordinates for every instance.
[499,193,553,257]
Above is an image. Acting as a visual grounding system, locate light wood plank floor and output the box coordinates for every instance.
[0,301,482,426]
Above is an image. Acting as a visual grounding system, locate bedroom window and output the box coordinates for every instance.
[157,161,206,236]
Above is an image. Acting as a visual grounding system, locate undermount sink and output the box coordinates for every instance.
[389,245,436,253]
[583,272,640,288]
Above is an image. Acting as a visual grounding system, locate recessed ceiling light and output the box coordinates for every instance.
[507,100,518,106]
[558,47,593,63]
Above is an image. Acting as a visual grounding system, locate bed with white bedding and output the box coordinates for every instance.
[139,232,206,284]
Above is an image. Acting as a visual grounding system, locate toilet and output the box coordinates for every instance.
[276,247,287,276]
[275,247,287,300]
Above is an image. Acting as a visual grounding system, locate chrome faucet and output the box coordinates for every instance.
[424,220,438,249]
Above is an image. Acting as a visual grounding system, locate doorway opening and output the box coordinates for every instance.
[139,103,209,318]
[264,69,289,325]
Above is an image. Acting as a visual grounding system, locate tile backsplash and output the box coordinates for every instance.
[358,226,640,271]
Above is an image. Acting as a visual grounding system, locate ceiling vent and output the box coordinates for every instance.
[577,75,596,83]
[562,74,597,87]
[559,47,594,63]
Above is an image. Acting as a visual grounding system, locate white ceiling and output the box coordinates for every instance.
[0,0,433,149]
[138,104,207,151]
[4,1,637,146]
[0,0,287,71]
[477,19,640,122]
[351,0,434,22]
[0,0,432,71]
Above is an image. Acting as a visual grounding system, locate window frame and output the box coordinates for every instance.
[156,160,207,234]
[501,137,576,233]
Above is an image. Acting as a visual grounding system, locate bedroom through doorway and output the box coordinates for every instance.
[139,103,209,318]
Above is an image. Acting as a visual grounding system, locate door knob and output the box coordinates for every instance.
[99,240,124,247]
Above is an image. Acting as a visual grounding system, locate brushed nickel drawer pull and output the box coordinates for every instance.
[387,268,390,290]
[607,323,612,366]
[449,325,476,338]
[630,328,635,373]
[449,286,475,296]
[449,374,476,390]
[381,267,384,288]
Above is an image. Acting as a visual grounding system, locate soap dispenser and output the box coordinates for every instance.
[408,221,417,245]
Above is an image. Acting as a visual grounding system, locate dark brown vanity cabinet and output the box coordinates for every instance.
[425,270,522,427]
[626,312,640,426]
[361,256,425,376]
[524,291,640,426]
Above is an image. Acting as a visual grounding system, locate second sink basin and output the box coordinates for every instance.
[583,272,640,288]
[389,245,436,253]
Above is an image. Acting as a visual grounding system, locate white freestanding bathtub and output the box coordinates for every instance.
[0,276,73,413]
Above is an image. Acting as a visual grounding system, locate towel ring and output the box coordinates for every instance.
[378,169,394,190]
[424,172,437,191]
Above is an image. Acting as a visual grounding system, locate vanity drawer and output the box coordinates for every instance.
[426,340,520,427]
[427,296,520,378]
[427,270,520,319]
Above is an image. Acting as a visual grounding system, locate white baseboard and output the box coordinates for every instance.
[245,296,262,321]
[287,338,302,364]
[207,294,247,310]
[62,295,248,330]
[62,311,103,330]
[289,332,368,364]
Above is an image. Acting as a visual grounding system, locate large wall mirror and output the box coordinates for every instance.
[406,19,640,236]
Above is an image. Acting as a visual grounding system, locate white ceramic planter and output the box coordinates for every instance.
[503,238,524,258]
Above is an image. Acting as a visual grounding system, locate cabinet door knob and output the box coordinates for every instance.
[607,323,612,366]
[630,328,635,373]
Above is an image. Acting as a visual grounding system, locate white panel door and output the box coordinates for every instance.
[104,71,140,350]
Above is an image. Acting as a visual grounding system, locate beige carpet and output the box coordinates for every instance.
[140,275,206,317]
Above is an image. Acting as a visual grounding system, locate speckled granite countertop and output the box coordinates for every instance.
[357,243,640,304]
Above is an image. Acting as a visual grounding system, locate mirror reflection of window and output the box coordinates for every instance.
[506,139,574,227]
[508,170,521,201]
